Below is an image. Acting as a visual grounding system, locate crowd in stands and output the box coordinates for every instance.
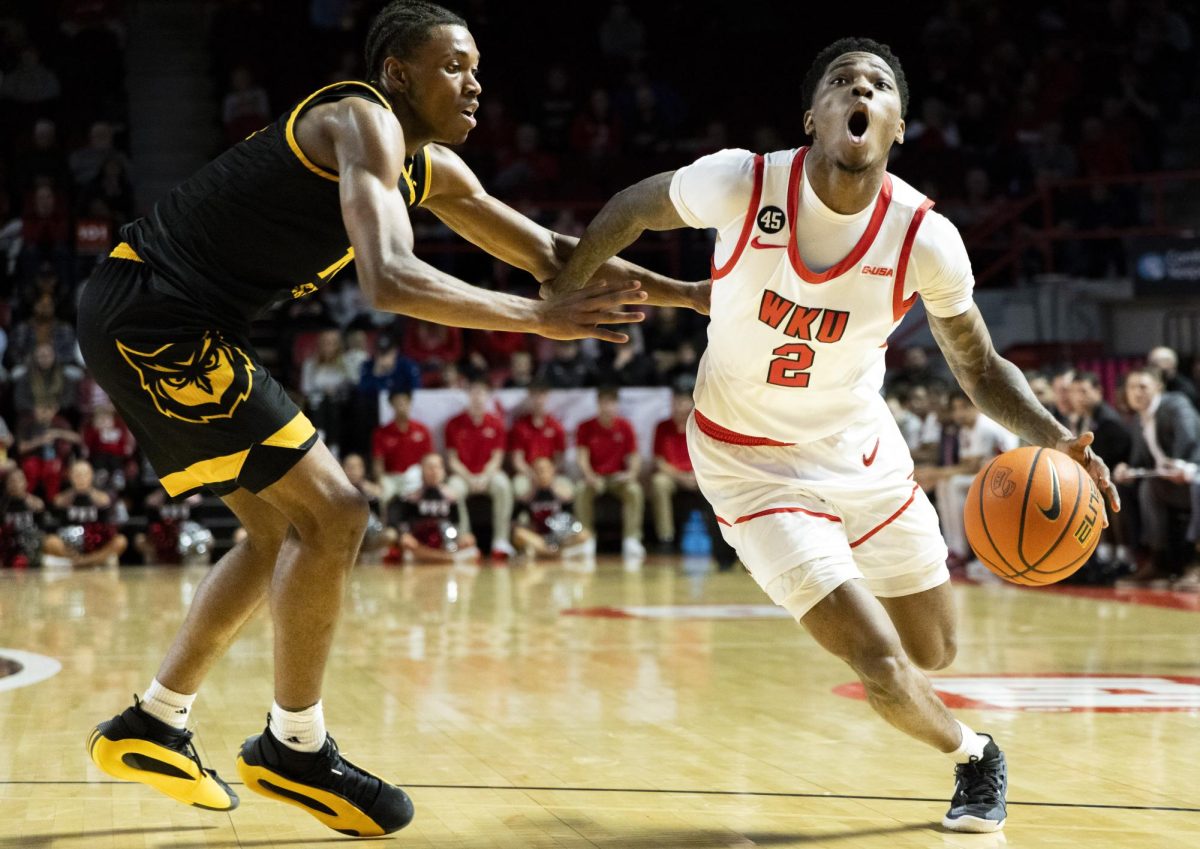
[348,379,707,565]
[890,345,1200,587]
[1,2,1199,580]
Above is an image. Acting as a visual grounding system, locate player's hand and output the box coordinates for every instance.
[691,280,712,316]
[534,279,646,343]
[1056,431,1119,518]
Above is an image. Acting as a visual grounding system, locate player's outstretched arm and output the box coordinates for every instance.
[929,306,1119,513]
[544,172,700,303]
[422,147,707,313]
[329,98,645,343]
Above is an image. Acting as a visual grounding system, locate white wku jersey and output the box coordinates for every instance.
[694,146,934,446]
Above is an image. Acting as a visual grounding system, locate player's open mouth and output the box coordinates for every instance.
[847,107,869,145]
[461,105,478,127]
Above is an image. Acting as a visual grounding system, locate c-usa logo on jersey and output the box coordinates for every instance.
[757,206,786,234]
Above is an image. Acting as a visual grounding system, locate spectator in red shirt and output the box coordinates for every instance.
[508,381,568,498]
[371,390,433,503]
[444,379,514,559]
[650,388,698,550]
[466,328,529,376]
[21,184,69,253]
[82,402,137,492]
[17,403,83,500]
[403,319,463,385]
[576,386,645,560]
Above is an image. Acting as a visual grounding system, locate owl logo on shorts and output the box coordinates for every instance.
[116,332,255,424]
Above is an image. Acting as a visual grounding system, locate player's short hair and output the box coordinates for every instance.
[365,0,467,83]
[389,388,412,402]
[801,37,910,117]
[596,385,620,402]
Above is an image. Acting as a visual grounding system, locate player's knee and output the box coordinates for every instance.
[849,646,912,697]
[294,484,370,548]
[331,487,371,533]
[908,634,957,671]
[242,518,288,559]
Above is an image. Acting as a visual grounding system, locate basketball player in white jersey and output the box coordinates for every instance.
[547,37,1119,834]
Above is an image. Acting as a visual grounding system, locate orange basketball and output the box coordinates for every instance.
[964,446,1104,586]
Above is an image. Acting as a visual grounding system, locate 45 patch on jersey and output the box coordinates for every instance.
[757,205,786,234]
[116,332,255,424]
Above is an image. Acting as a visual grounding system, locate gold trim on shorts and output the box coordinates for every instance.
[159,412,317,496]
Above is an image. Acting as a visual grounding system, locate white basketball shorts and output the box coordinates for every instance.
[688,396,949,618]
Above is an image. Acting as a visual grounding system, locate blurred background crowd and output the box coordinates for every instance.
[0,0,1198,582]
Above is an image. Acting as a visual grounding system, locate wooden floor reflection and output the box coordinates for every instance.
[1,558,1198,848]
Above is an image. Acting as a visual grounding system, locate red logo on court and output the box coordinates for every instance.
[833,674,1200,712]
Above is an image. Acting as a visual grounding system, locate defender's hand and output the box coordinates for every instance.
[534,279,646,343]
[1055,431,1120,518]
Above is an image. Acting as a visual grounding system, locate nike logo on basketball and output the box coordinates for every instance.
[1038,459,1061,520]
[750,236,786,250]
[862,438,880,467]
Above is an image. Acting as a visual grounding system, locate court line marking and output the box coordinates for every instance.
[6,781,1197,813]
[0,649,60,692]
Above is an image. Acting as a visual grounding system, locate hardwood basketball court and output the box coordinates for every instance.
[1,560,1198,848]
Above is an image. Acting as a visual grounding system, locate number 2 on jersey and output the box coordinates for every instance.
[767,343,815,387]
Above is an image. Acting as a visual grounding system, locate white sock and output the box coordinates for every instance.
[140,679,196,730]
[948,720,988,764]
[270,700,326,753]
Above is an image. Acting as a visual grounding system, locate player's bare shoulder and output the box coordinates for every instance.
[293,94,403,176]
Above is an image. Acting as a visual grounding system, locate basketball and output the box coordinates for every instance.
[964,446,1104,585]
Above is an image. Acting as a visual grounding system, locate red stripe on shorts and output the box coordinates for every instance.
[715,505,842,527]
[694,409,795,447]
[848,483,919,549]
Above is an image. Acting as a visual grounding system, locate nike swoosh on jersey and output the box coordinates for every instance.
[862,437,880,467]
[1038,456,1061,520]
[750,236,787,250]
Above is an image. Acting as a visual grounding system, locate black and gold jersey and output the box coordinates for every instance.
[120,80,430,324]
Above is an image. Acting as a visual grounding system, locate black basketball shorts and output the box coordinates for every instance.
[77,245,317,497]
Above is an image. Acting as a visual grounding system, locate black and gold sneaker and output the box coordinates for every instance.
[87,698,239,811]
[236,725,414,837]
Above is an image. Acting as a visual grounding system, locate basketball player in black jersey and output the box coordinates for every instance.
[84,1,707,836]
